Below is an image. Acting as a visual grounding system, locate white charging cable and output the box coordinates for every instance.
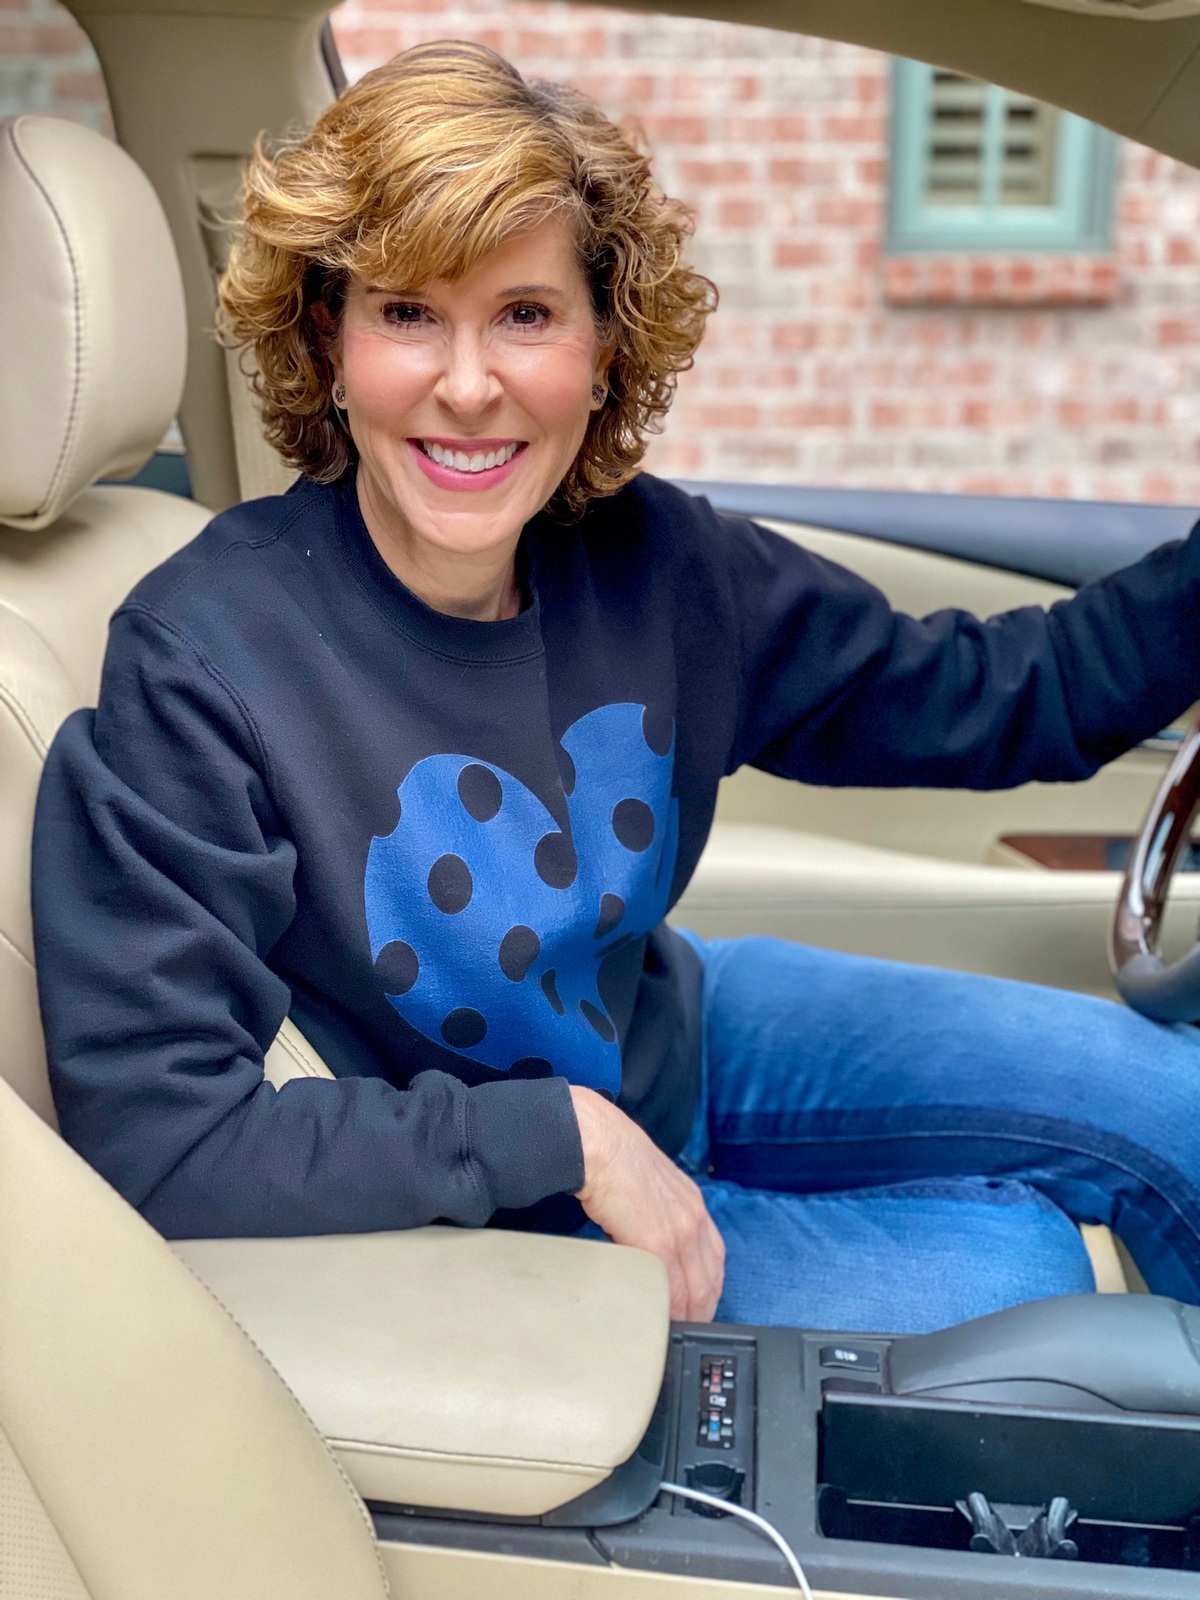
[659,1481,815,1598]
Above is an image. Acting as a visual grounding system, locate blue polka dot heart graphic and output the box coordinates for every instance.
[363,703,679,1097]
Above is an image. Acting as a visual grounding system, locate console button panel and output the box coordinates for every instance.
[672,1333,757,1515]
[819,1344,881,1374]
[698,1353,739,1448]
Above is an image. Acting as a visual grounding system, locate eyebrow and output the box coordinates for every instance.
[363,282,567,298]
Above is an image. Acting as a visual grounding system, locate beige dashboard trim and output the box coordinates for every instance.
[380,1540,902,1600]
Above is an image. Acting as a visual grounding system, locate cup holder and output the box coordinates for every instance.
[819,1390,1200,1573]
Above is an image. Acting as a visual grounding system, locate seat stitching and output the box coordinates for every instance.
[0,923,35,970]
[166,1251,392,1597]
[0,1422,91,1599]
[328,1435,608,1473]
[0,677,56,761]
[274,1028,324,1079]
[8,121,85,519]
[276,1032,311,1076]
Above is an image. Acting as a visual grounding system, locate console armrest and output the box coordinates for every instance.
[175,1227,669,1517]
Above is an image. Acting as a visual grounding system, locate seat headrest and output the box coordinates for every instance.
[0,117,187,531]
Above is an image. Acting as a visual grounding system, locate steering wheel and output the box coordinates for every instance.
[1111,718,1200,1022]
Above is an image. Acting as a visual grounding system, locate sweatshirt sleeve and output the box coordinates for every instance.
[32,606,583,1239]
[723,513,1200,789]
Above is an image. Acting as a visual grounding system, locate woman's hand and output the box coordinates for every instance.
[570,1084,725,1322]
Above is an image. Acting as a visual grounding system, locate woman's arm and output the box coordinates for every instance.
[722,511,1200,789]
[32,608,583,1238]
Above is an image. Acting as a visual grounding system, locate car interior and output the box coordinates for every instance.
[6,0,1200,1595]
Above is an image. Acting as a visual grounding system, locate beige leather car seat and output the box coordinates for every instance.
[0,114,210,1122]
[0,112,390,1600]
[0,114,327,1126]
[0,1070,390,1600]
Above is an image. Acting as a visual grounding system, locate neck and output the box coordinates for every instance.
[355,470,522,623]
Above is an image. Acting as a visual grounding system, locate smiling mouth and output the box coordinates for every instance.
[417,440,523,474]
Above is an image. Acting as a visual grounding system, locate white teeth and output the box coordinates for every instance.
[422,441,519,473]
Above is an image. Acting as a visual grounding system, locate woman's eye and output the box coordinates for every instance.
[381,301,428,325]
[506,302,551,329]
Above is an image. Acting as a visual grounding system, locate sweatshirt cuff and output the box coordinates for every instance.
[466,1075,585,1214]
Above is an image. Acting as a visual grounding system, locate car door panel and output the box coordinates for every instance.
[692,521,1189,990]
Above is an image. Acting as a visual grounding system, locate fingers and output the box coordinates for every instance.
[695,1210,726,1320]
[570,1086,726,1321]
[666,1223,723,1321]
[654,1166,724,1320]
[671,1176,725,1321]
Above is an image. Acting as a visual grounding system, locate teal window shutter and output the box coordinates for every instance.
[888,58,1118,253]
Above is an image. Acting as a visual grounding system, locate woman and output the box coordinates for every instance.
[33,41,1200,1333]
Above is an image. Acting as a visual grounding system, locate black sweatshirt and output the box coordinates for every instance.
[31,472,1200,1238]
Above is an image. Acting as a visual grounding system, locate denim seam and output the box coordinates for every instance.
[712,1120,1200,1240]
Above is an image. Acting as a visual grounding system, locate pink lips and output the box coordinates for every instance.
[409,439,526,493]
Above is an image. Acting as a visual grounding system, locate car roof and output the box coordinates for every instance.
[69,0,1200,166]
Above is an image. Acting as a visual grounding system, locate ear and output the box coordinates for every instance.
[311,279,347,386]
[324,316,344,387]
[592,340,616,389]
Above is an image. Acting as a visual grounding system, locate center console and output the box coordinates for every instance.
[179,1229,1200,1599]
[374,1313,1200,1598]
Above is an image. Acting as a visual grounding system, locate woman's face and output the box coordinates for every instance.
[334,218,612,564]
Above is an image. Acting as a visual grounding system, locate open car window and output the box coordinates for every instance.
[14,0,1200,561]
[2,0,111,134]
[326,6,1200,524]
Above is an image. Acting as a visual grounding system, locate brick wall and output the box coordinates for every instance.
[332,0,1200,503]
[9,0,1200,502]
[1,0,110,133]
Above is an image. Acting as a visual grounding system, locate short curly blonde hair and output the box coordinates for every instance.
[218,40,716,514]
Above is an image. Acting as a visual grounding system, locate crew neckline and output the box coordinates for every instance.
[330,472,545,666]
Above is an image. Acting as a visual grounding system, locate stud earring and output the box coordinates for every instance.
[333,382,347,407]
[591,384,606,406]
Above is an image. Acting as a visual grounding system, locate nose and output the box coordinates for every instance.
[433,327,502,418]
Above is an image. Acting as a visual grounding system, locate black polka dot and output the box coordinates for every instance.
[541,969,565,1016]
[594,893,625,939]
[511,1056,555,1077]
[612,798,655,853]
[556,745,576,797]
[457,763,502,823]
[642,706,674,757]
[535,831,577,889]
[498,924,540,983]
[441,1007,487,1049]
[428,853,472,914]
[374,940,419,996]
[580,1000,616,1042]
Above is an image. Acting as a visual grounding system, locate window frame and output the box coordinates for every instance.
[887,56,1119,255]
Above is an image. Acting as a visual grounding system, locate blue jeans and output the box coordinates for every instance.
[669,934,1200,1334]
